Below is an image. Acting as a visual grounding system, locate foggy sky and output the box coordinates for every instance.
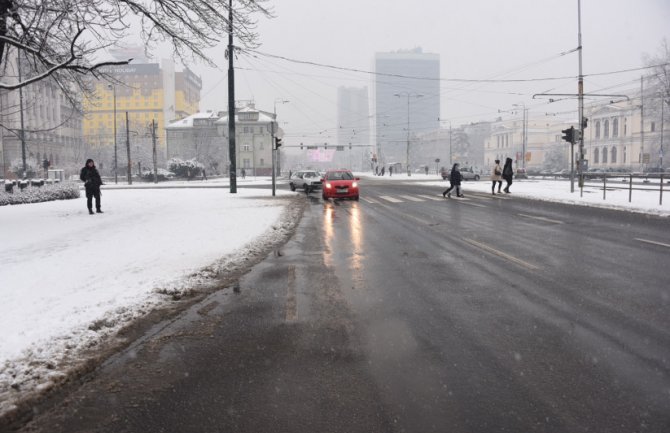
[185,0,670,149]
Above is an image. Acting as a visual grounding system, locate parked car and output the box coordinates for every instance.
[321,169,359,200]
[515,168,528,179]
[289,170,322,193]
[441,166,481,181]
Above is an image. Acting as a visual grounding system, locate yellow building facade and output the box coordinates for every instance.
[83,61,201,156]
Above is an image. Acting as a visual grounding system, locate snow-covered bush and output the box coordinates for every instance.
[167,158,204,178]
[0,181,80,206]
[139,168,176,182]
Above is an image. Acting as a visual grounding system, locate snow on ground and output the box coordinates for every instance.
[0,181,301,418]
[0,173,668,418]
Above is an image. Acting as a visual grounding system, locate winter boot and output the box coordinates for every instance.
[96,209,103,213]
[88,209,94,215]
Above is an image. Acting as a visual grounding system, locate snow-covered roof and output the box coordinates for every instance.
[216,106,275,124]
[166,111,222,129]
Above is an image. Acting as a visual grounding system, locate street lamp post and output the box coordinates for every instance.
[394,92,423,176]
[108,84,118,184]
[440,119,453,167]
[513,103,528,169]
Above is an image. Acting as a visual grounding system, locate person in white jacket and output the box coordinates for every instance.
[491,159,503,195]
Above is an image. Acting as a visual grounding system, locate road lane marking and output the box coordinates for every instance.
[360,196,379,204]
[286,264,297,322]
[635,238,670,249]
[518,213,564,225]
[379,195,403,203]
[462,238,539,271]
[417,194,444,201]
[398,195,425,202]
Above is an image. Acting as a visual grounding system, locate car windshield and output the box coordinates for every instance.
[326,171,353,180]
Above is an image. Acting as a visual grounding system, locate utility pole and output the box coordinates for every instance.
[152,119,158,184]
[227,0,237,193]
[125,111,132,185]
[109,84,118,184]
[576,0,585,192]
[661,97,665,169]
[17,53,27,177]
[640,76,645,171]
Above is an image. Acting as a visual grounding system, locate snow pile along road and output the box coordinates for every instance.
[0,186,302,420]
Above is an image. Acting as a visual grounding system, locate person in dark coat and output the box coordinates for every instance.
[80,158,103,214]
[502,157,514,193]
[442,163,464,198]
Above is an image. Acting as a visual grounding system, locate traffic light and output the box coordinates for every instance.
[582,117,588,129]
[275,137,282,149]
[561,126,575,144]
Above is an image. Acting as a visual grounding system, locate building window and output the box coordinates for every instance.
[243,127,250,133]
[595,121,600,139]
[612,118,618,137]
[623,146,627,164]
[602,147,608,163]
[611,146,617,163]
[242,144,251,152]
[260,158,264,166]
[651,121,656,132]
[604,120,609,138]
[623,118,627,136]
[594,148,600,163]
[243,158,251,168]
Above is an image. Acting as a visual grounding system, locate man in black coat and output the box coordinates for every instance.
[80,159,103,214]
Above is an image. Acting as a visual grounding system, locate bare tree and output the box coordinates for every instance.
[1,0,272,96]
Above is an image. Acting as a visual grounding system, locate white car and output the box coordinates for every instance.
[289,170,323,194]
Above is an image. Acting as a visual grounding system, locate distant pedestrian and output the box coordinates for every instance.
[502,157,514,193]
[79,158,103,214]
[442,163,464,198]
[187,168,191,181]
[202,168,207,181]
[389,166,393,176]
[491,159,503,194]
[381,166,385,176]
[425,166,429,175]
[241,168,246,179]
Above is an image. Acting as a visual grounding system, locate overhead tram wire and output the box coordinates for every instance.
[240,55,336,137]
[242,48,669,84]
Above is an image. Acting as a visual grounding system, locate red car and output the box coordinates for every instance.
[321,170,360,200]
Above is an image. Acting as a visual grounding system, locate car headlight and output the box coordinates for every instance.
[352,182,358,188]
[325,182,332,189]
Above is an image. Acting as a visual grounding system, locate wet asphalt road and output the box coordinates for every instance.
[15,178,670,433]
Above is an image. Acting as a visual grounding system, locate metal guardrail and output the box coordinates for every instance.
[579,174,665,205]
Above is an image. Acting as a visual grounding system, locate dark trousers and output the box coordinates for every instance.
[492,180,502,191]
[86,187,101,210]
[504,177,513,192]
[443,184,461,196]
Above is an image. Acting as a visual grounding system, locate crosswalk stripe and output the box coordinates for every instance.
[417,194,444,201]
[360,196,378,204]
[379,195,403,203]
[398,195,425,202]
